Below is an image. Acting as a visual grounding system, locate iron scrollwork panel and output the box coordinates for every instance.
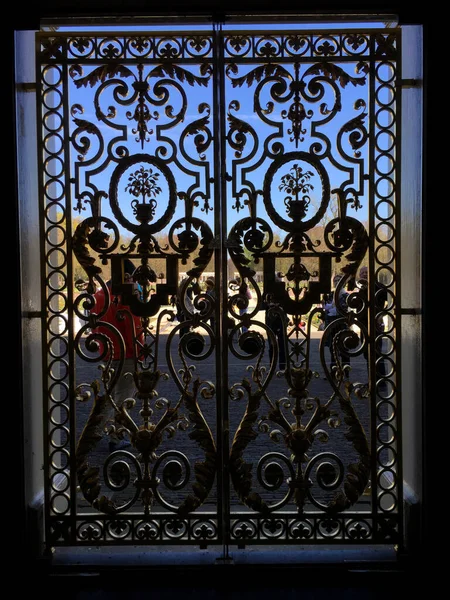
[224,29,401,544]
[37,27,401,548]
[38,31,221,545]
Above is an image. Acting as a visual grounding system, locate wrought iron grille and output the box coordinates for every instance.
[36,25,401,548]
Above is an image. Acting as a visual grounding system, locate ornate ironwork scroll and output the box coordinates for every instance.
[37,30,220,546]
[224,29,401,544]
[37,26,401,548]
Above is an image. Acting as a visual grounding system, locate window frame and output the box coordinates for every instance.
[11,6,427,575]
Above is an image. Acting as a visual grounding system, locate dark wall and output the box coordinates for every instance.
[10,1,429,29]
[9,1,433,586]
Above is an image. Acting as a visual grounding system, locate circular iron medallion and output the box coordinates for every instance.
[263,151,330,232]
[108,153,177,235]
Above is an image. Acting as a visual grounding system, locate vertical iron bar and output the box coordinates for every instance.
[219,20,233,560]
[395,28,404,549]
[212,18,231,557]
[211,17,222,549]
[62,52,77,543]
[368,32,378,524]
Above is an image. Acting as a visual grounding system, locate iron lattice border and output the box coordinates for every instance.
[368,28,402,534]
[36,27,402,547]
[48,511,398,546]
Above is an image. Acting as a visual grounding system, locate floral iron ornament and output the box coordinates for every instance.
[75,289,217,517]
[70,61,212,148]
[125,166,162,224]
[227,60,367,147]
[279,164,314,221]
[228,309,370,516]
[227,150,370,514]
[72,149,216,516]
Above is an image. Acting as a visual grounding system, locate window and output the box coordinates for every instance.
[15,11,424,568]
